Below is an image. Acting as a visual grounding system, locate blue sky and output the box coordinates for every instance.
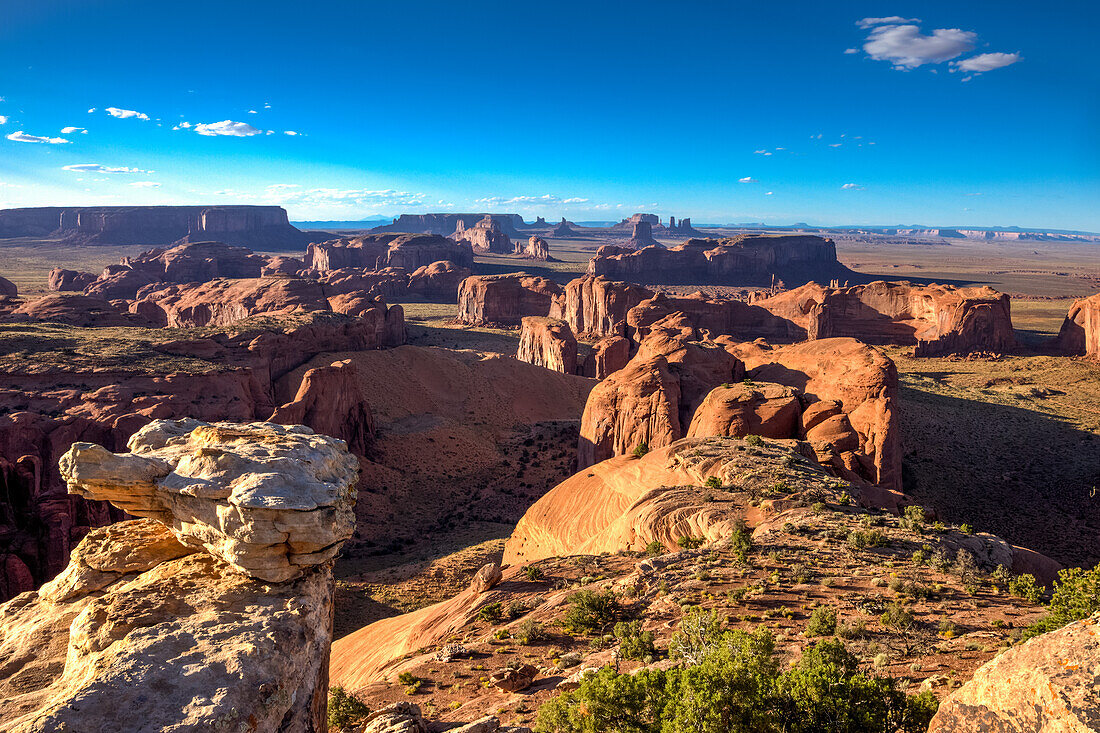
[1,0,1098,230]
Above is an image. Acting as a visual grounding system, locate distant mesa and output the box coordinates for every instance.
[611,212,660,231]
[550,217,580,237]
[588,234,858,287]
[515,235,550,260]
[306,233,473,272]
[369,213,531,237]
[0,205,309,250]
[626,219,662,249]
[452,214,512,254]
[666,215,701,236]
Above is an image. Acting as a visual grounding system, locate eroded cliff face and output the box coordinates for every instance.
[516,316,579,375]
[0,419,358,732]
[1055,292,1100,358]
[457,274,563,326]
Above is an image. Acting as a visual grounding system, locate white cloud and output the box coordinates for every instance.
[193,120,263,137]
[841,183,865,190]
[862,23,975,69]
[60,126,85,134]
[172,121,192,130]
[257,185,429,210]
[952,52,1021,72]
[130,181,161,188]
[6,131,70,144]
[0,116,7,125]
[738,176,757,183]
[475,194,591,207]
[857,16,920,28]
[844,48,859,54]
[263,103,272,109]
[284,130,299,136]
[105,107,150,120]
[829,143,843,147]
[63,163,152,174]
[87,108,96,113]
[765,191,774,196]
[248,109,258,114]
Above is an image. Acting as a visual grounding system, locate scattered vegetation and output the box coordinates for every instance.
[805,605,838,637]
[327,686,370,729]
[1024,562,1100,640]
[614,621,657,661]
[563,589,621,634]
[632,442,650,458]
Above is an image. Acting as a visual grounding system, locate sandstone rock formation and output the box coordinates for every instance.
[457,274,563,326]
[1054,292,1100,358]
[306,233,473,272]
[626,291,805,343]
[0,205,308,249]
[0,418,356,731]
[549,275,655,338]
[60,420,360,582]
[454,215,512,254]
[47,267,96,292]
[407,260,471,301]
[583,335,632,379]
[516,317,578,374]
[611,213,660,231]
[517,235,550,260]
[666,216,701,236]
[587,234,858,287]
[0,312,399,599]
[270,359,374,454]
[371,213,527,237]
[758,281,1016,356]
[627,220,661,249]
[550,218,580,237]
[928,612,1100,732]
[685,382,801,439]
[578,324,744,466]
[3,293,157,327]
[262,255,306,276]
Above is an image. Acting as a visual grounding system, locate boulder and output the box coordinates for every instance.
[516,316,579,374]
[59,419,360,582]
[549,275,654,337]
[928,613,1100,732]
[457,274,563,326]
[490,664,538,692]
[1054,292,1100,358]
[47,268,95,292]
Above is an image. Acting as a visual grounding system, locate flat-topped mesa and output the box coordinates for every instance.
[453,214,512,254]
[587,234,857,287]
[611,212,660,231]
[627,220,661,249]
[549,275,655,338]
[1054,292,1100,357]
[456,273,563,326]
[59,419,360,582]
[305,233,474,272]
[516,316,578,374]
[0,205,308,249]
[371,213,526,237]
[757,280,1015,356]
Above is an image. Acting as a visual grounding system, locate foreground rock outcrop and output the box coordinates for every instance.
[457,274,563,326]
[516,316,578,374]
[588,234,858,287]
[1054,292,1100,358]
[928,613,1100,732]
[0,419,358,731]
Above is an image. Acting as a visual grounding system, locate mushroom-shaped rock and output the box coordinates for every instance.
[59,419,360,582]
[928,612,1100,732]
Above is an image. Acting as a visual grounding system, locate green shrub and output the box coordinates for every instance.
[516,618,549,645]
[525,565,545,581]
[632,442,650,458]
[677,535,705,550]
[563,589,620,634]
[644,540,665,556]
[704,476,722,490]
[536,630,937,733]
[615,620,657,661]
[1008,573,1043,603]
[744,434,764,447]
[806,605,838,636]
[1024,563,1100,640]
[669,607,723,665]
[730,519,753,564]
[327,686,370,729]
[477,602,503,623]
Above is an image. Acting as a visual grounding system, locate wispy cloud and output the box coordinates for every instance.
[952,52,1021,72]
[475,194,591,206]
[841,183,865,190]
[6,131,70,144]
[63,163,153,174]
[283,130,300,136]
[130,181,161,188]
[193,120,263,137]
[105,107,150,120]
[738,176,757,183]
[764,191,774,196]
[753,149,772,156]
[61,126,87,134]
[857,16,920,29]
